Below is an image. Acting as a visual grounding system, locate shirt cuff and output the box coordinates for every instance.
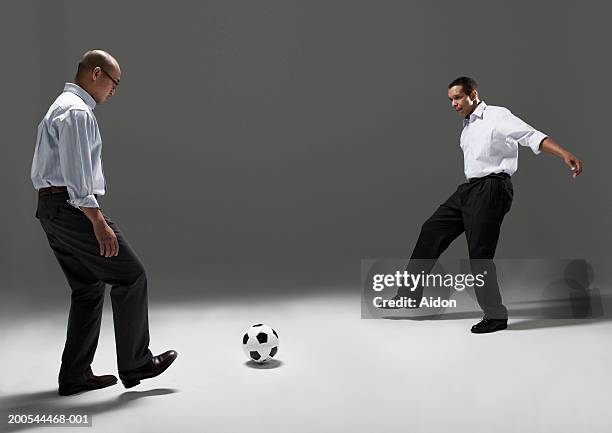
[528,131,548,155]
[68,194,99,210]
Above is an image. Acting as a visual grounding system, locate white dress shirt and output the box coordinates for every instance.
[31,83,106,209]
[460,101,547,179]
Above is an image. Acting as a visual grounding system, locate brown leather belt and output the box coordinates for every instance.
[38,186,98,199]
[38,186,68,197]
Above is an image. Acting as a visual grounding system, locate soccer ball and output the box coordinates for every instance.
[242,324,279,363]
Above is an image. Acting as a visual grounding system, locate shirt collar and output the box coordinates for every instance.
[463,101,486,127]
[63,82,96,110]
[472,100,486,118]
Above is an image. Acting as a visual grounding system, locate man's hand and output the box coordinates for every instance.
[92,220,119,257]
[539,137,583,179]
[80,206,119,257]
[563,152,583,178]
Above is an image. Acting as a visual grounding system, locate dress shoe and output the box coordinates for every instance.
[119,350,178,388]
[471,318,508,334]
[58,374,117,396]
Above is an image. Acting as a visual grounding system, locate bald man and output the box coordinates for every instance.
[31,50,177,396]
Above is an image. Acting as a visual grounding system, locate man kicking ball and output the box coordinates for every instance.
[391,76,582,333]
[31,50,177,395]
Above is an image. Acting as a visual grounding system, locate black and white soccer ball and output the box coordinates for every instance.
[242,324,279,363]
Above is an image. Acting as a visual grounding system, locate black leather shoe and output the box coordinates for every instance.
[119,350,178,388]
[58,374,117,396]
[471,318,508,334]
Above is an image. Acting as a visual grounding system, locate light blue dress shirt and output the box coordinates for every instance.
[31,83,106,209]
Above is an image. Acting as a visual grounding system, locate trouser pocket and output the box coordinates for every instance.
[501,180,513,214]
[35,199,60,220]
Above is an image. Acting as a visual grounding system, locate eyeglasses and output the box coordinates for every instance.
[100,68,120,87]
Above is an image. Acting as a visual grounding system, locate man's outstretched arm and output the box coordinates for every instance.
[539,137,583,178]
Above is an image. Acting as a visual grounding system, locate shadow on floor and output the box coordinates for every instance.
[0,388,178,433]
[506,318,602,331]
[381,294,612,330]
[244,359,283,369]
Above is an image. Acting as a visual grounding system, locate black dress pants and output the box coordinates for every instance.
[399,173,513,319]
[35,192,153,387]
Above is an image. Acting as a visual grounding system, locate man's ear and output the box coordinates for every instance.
[92,66,102,81]
[470,89,479,101]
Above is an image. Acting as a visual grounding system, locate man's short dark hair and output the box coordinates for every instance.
[448,76,478,95]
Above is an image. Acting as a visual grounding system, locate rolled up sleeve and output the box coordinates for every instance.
[499,109,548,155]
[57,109,100,209]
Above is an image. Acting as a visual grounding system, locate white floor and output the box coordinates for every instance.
[2,291,612,433]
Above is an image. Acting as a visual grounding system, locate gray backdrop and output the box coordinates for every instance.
[2,0,610,307]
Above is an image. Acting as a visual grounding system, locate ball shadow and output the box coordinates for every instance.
[244,359,283,369]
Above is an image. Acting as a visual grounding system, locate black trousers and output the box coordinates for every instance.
[35,192,153,386]
[399,173,513,319]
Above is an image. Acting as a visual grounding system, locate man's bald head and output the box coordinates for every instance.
[74,50,121,104]
[76,50,119,78]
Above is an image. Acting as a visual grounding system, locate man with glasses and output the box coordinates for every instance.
[31,50,177,396]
